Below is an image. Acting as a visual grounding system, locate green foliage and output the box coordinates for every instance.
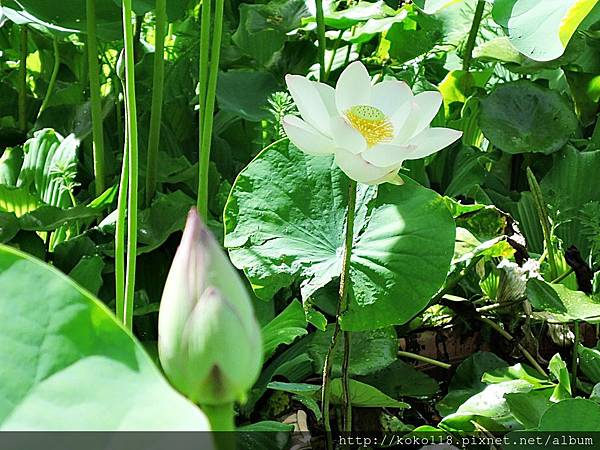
[527,279,600,323]
[216,71,279,121]
[306,326,398,376]
[261,299,308,359]
[437,352,509,417]
[479,81,579,155]
[224,144,455,330]
[492,0,599,62]
[267,379,410,408]
[232,0,310,66]
[0,245,209,430]
[2,0,600,436]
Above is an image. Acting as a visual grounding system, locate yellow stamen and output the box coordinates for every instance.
[345,105,393,148]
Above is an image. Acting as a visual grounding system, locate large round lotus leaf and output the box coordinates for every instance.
[479,80,578,155]
[0,245,211,432]
[224,143,455,331]
[492,0,599,62]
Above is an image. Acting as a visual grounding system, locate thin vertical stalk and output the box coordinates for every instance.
[196,0,212,218]
[122,0,140,331]
[197,0,224,221]
[86,0,106,195]
[145,0,168,206]
[18,26,28,131]
[341,331,352,431]
[324,30,344,82]
[38,37,60,118]
[315,0,326,81]
[321,178,357,446]
[115,107,129,323]
[527,167,558,280]
[572,321,580,384]
[462,0,485,71]
[114,75,124,153]
[199,0,212,125]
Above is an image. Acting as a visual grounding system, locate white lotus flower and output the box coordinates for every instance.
[282,61,462,185]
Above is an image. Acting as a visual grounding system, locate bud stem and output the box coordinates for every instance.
[202,402,235,449]
[321,177,357,445]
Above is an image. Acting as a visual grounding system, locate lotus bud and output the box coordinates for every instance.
[158,208,262,405]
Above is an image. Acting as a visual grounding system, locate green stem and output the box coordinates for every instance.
[115,75,124,153]
[462,0,485,71]
[18,26,28,132]
[315,0,327,81]
[199,0,211,124]
[398,351,452,370]
[527,167,558,280]
[197,0,211,219]
[197,0,224,221]
[322,178,357,445]
[122,0,140,331]
[324,30,343,82]
[342,331,352,431]
[479,316,547,377]
[145,0,167,206]
[552,268,574,284]
[202,403,235,450]
[572,321,580,384]
[86,0,106,195]
[38,36,60,118]
[202,402,235,431]
[115,116,129,324]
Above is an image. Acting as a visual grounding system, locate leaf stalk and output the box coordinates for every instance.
[462,0,485,72]
[321,178,357,445]
[121,0,140,331]
[145,0,168,206]
[197,0,225,221]
[86,0,106,195]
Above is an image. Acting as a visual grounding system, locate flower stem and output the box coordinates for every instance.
[315,0,327,81]
[526,167,558,280]
[121,0,140,331]
[197,0,225,221]
[341,330,352,431]
[38,36,60,118]
[397,351,452,370]
[18,26,28,132]
[86,0,106,195]
[322,178,357,444]
[145,0,167,206]
[462,0,485,71]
